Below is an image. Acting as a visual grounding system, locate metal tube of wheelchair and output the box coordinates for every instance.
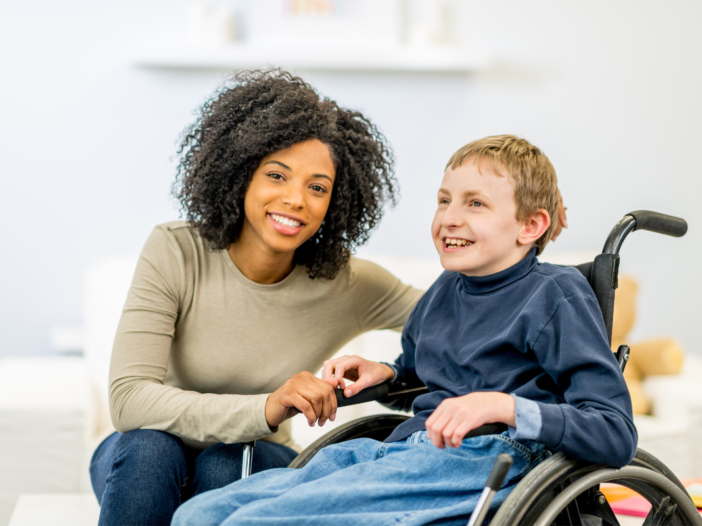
[241,441,256,479]
[466,453,513,526]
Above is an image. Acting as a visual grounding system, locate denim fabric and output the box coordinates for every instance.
[508,395,543,440]
[172,431,549,526]
[90,430,297,526]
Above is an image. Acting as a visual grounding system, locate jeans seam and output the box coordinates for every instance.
[395,508,427,525]
[492,434,535,459]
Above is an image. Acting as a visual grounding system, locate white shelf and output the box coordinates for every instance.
[130,44,489,73]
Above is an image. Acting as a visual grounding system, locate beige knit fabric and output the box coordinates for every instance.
[109,222,422,451]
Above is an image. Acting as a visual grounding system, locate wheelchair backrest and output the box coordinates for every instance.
[572,210,687,346]
[574,255,619,346]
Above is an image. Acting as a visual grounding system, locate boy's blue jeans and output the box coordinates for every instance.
[172,430,548,526]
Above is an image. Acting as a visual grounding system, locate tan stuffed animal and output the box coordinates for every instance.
[612,276,685,414]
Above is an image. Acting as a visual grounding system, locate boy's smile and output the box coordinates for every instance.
[432,158,537,277]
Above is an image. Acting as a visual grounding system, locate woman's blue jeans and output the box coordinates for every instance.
[172,430,549,526]
[89,430,297,526]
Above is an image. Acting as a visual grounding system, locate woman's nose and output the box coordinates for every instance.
[281,183,305,209]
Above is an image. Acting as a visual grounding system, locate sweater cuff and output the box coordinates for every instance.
[256,394,278,436]
[534,400,566,449]
[508,395,542,440]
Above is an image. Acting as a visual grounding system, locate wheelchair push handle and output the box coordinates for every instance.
[334,383,390,408]
[603,210,688,254]
[629,210,688,238]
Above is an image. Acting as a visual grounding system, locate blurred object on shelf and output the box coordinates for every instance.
[187,1,238,47]
[132,0,487,71]
[248,0,405,51]
[406,0,452,48]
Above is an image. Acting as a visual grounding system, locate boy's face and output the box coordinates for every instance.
[431,158,530,277]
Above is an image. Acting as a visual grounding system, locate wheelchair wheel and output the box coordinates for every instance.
[491,448,701,526]
[289,414,410,469]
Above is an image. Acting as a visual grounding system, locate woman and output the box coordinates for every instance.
[88,69,424,526]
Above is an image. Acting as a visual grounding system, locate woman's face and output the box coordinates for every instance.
[240,139,336,257]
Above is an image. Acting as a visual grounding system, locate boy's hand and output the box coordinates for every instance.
[265,371,338,429]
[425,392,516,449]
[321,355,395,398]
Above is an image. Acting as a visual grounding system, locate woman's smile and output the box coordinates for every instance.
[267,212,306,236]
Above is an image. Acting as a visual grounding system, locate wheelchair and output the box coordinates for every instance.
[247,210,698,526]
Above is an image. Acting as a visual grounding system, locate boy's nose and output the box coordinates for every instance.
[442,204,464,228]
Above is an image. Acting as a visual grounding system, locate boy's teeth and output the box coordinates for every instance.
[445,238,472,247]
[271,214,301,228]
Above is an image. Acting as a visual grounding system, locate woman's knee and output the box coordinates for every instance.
[108,429,189,483]
[117,429,184,461]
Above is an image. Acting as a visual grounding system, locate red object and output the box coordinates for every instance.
[610,496,652,518]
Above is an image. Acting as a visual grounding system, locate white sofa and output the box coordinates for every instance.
[2,252,700,526]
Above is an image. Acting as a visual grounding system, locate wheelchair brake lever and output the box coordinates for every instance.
[467,453,513,526]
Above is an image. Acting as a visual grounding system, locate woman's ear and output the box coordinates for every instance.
[517,209,551,247]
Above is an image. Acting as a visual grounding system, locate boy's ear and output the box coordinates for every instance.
[517,209,551,247]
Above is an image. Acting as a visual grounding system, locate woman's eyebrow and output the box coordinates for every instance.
[311,174,333,183]
[264,161,332,182]
[264,160,291,170]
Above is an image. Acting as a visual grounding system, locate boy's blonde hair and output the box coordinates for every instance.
[446,135,560,255]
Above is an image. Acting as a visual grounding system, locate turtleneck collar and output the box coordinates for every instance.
[457,248,538,294]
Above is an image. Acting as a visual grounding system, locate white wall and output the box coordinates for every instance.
[1,0,700,357]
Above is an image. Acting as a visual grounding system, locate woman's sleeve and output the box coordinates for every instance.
[348,258,424,332]
[108,226,275,445]
[530,292,638,467]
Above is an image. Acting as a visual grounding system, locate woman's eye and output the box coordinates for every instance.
[310,184,327,193]
[268,172,284,181]
[439,199,450,205]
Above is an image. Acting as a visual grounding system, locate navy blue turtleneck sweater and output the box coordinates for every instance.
[384,249,637,468]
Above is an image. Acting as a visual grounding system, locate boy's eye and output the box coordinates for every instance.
[439,198,450,205]
[471,201,483,207]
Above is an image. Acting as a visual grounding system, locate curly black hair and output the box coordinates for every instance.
[173,69,397,280]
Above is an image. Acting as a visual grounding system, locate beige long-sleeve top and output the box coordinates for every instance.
[109,222,422,450]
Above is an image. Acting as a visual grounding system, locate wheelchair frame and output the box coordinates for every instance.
[248,211,697,526]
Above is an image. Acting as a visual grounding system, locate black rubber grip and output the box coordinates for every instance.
[628,210,688,238]
[464,423,508,439]
[485,453,513,490]
[335,383,390,407]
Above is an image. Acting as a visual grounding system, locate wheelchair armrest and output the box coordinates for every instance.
[334,381,429,408]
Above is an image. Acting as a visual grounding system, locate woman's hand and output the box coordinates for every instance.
[265,371,338,429]
[321,355,395,398]
[425,392,516,449]
[551,194,568,241]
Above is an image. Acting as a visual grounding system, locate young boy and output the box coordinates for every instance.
[173,135,637,526]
